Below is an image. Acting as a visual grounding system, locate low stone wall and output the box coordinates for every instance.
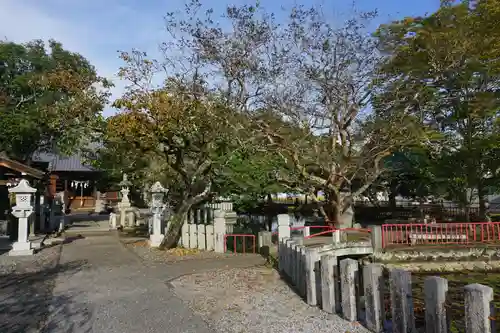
[374,247,500,262]
[372,247,500,272]
[279,237,496,333]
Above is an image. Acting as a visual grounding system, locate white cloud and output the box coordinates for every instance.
[0,0,166,116]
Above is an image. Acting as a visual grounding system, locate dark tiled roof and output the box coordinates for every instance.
[32,152,97,172]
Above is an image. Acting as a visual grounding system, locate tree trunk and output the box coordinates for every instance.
[159,202,191,250]
[478,182,487,221]
[322,191,354,229]
[159,187,211,249]
[389,180,398,211]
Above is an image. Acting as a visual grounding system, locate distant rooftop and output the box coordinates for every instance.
[32,152,97,172]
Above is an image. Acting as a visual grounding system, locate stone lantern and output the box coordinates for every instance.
[8,179,37,256]
[118,173,132,205]
[117,173,133,228]
[149,181,168,247]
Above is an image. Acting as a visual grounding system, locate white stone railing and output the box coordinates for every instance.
[278,238,495,333]
[178,209,226,253]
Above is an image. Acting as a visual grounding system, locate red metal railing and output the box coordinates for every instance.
[273,226,371,241]
[381,222,500,248]
[224,234,256,253]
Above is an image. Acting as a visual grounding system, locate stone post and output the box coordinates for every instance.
[94,191,106,214]
[277,214,291,242]
[303,226,310,238]
[340,258,358,321]
[424,277,448,333]
[320,254,337,314]
[333,230,341,244]
[258,231,272,256]
[109,212,117,230]
[285,239,295,280]
[290,241,298,285]
[305,247,320,306]
[390,269,415,333]
[58,214,65,233]
[224,211,238,234]
[9,179,36,256]
[297,245,306,297]
[213,210,226,253]
[148,181,168,247]
[363,263,384,332]
[369,225,383,251]
[464,283,494,333]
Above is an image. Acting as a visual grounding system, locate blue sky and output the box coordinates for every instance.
[0,0,440,116]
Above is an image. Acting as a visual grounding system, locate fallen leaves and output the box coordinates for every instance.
[165,247,200,256]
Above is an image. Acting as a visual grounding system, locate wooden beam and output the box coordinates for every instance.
[0,154,45,179]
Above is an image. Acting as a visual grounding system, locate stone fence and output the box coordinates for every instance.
[178,209,226,253]
[278,237,495,333]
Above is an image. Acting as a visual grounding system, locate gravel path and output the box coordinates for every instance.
[171,267,371,333]
[0,244,62,333]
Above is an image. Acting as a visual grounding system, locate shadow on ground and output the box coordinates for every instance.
[0,258,91,333]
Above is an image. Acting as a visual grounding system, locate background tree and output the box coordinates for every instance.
[374,0,500,219]
[0,39,111,161]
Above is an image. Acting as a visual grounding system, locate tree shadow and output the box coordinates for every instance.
[0,258,92,333]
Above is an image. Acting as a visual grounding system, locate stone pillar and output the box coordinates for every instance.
[340,258,358,321]
[225,211,238,234]
[109,212,117,230]
[333,230,341,244]
[363,263,384,332]
[149,206,164,247]
[370,225,383,251]
[305,247,320,306]
[320,254,337,314]
[464,283,494,333]
[58,214,65,233]
[287,239,296,278]
[94,191,105,214]
[424,277,448,333]
[290,241,297,285]
[277,214,290,242]
[213,210,226,253]
[390,269,415,333]
[303,226,310,238]
[9,179,37,256]
[295,244,306,296]
[258,231,272,255]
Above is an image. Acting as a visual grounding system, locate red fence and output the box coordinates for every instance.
[224,234,256,253]
[272,226,371,244]
[381,222,500,248]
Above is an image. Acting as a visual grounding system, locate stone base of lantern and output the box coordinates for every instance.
[149,234,164,248]
[9,241,34,256]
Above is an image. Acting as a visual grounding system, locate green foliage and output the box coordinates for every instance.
[214,149,287,202]
[374,0,500,213]
[0,39,111,161]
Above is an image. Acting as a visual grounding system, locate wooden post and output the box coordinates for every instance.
[49,174,58,198]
